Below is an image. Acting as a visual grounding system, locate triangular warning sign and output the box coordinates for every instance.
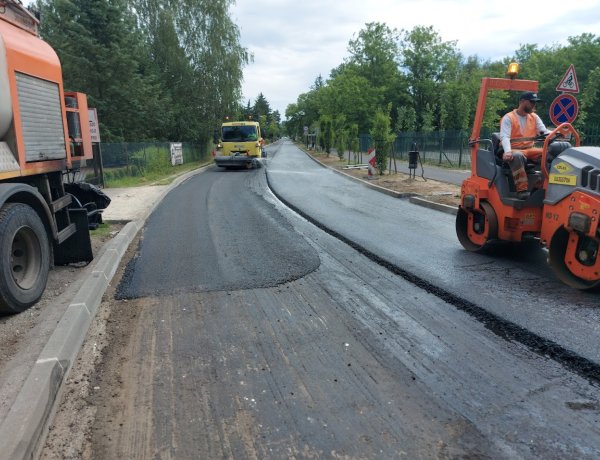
[556,64,579,93]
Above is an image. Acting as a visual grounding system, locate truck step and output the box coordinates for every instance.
[56,223,76,244]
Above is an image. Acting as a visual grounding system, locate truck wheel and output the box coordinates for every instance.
[0,203,50,313]
[456,201,497,252]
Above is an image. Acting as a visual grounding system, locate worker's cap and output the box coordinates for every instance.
[520,91,542,102]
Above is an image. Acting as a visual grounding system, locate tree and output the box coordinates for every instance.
[347,22,401,89]
[333,115,347,160]
[579,66,600,128]
[285,23,600,142]
[267,119,280,141]
[129,0,250,141]
[36,0,249,143]
[396,106,417,131]
[37,0,171,141]
[348,123,359,162]
[370,107,396,174]
[319,68,381,133]
[345,22,409,131]
[399,25,461,131]
[420,104,435,133]
[285,84,323,137]
[319,115,334,156]
[253,93,271,123]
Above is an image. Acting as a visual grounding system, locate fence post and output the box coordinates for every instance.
[123,143,129,175]
[438,131,442,165]
[458,131,463,168]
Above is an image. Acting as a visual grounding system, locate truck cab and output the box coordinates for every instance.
[213,120,263,169]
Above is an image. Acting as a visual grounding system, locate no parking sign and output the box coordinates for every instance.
[549,94,578,126]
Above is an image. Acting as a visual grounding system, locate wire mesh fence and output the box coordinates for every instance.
[101,142,211,169]
[88,126,600,183]
[357,124,600,170]
[359,130,477,169]
[582,125,600,145]
[81,141,211,186]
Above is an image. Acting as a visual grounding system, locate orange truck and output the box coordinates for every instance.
[0,1,106,313]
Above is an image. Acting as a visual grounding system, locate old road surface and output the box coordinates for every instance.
[43,140,600,458]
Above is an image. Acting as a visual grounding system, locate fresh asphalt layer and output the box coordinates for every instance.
[0,143,470,459]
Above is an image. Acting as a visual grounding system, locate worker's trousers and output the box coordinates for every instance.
[506,152,529,193]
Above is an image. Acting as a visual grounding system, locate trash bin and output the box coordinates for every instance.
[408,150,419,170]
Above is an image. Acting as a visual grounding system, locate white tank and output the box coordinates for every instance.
[0,33,13,140]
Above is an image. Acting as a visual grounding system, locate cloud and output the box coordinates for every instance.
[232,0,600,118]
[23,0,600,117]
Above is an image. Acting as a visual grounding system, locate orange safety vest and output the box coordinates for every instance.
[505,110,537,150]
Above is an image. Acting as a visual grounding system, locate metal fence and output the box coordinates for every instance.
[80,141,211,186]
[583,125,600,145]
[101,142,211,169]
[359,130,479,169]
[358,124,600,170]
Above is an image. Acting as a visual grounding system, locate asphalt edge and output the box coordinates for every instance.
[300,147,458,215]
[0,166,209,460]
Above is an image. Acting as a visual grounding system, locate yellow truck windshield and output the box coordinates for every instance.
[222,125,258,142]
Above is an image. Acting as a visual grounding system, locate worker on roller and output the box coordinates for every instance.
[500,91,551,199]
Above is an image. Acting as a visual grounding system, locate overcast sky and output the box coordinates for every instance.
[231,0,600,116]
[22,0,600,117]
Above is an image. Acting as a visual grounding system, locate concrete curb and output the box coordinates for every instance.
[0,166,208,460]
[302,148,459,212]
[408,196,458,215]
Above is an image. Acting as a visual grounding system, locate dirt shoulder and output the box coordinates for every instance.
[0,223,123,432]
[304,149,462,207]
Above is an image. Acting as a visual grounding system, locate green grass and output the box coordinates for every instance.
[103,160,211,188]
[90,222,113,237]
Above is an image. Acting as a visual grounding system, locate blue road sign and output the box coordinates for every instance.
[549,94,578,126]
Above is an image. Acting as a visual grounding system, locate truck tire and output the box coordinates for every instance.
[0,203,50,314]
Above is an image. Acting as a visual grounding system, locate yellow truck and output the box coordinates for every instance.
[213,120,264,169]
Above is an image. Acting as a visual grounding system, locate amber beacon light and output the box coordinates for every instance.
[507,62,519,79]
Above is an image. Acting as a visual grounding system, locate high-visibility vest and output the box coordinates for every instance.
[504,110,537,150]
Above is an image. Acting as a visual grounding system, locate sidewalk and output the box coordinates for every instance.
[102,184,169,222]
[393,159,470,185]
